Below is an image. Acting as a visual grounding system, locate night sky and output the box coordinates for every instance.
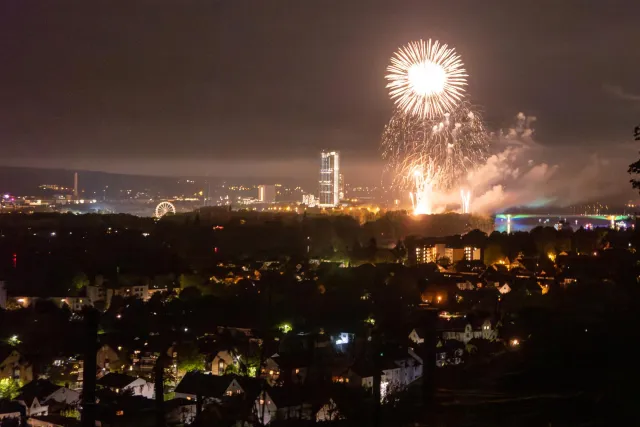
[1,0,639,185]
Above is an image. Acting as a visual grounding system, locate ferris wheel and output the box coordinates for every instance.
[155,201,176,218]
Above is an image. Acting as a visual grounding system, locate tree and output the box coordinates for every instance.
[176,342,205,374]
[0,378,22,400]
[71,272,90,292]
[627,125,640,191]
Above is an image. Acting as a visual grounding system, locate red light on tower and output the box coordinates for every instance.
[12,253,17,268]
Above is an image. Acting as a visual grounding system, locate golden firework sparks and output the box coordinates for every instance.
[386,39,467,119]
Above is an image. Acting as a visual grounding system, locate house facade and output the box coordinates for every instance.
[0,349,33,383]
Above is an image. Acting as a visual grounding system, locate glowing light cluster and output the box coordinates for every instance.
[386,39,467,119]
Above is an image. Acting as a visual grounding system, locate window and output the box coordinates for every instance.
[116,410,124,416]
[259,399,265,405]
[295,368,300,374]
[218,360,225,373]
[226,390,233,397]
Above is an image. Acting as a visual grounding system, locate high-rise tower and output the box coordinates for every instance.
[73,172,79,199]
[319,151,340,207]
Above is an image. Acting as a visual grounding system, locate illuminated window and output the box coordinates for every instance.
[269,370,273,375]
[295,368,300,374]
[116,410,124,416]
[226,390,233,396]
[259,399,265,405]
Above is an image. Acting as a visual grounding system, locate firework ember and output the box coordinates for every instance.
[381,101,489,204]
[386,39,467,119]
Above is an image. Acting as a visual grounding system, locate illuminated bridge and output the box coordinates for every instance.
[494,213,635,233]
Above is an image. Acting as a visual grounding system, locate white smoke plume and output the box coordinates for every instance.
[463,112,636,214]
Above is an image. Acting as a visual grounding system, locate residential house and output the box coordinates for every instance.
[7,296,91,312]
[420,283,457,305]
[0,348,33,383]
[0,400,24,423]
[94,394,156,427]
[86,285,106,306]
[254,387,313,425]
[262,354,308,385]
[435,340,465,367]
[497,283,512,294]
[97,373,154,399]
[18,379,80,407]
[315,398,344,422]
[174,372,244,402]
[106,285,150,307]
[164,398,197,425]
[14,394,48,418]
[347,347,422,392]
[27,415,80,427]
[96,344,121,371]
[408,328,425,345]
[439,318,497,344]
[210,350,238,376]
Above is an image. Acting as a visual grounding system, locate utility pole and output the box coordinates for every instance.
[421,308,438,419]
[81,309,99,427]
[154,353,166,427]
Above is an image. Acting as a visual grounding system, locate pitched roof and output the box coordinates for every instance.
[18,379,62,405]
[0,399,25,416]
[266,386,308,408]
[97,373,140,389]
[28,415,80,427]
[174,372,239,398]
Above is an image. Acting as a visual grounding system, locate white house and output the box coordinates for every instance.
[18,379,80,407]
[15,396,48,417]
[408,328,425,345]
[97,373,154,399]
[497,283,512,294]
[441,319,497,344]
[348,348,423,394]
[254,389,312,425]
[315,398,343,422]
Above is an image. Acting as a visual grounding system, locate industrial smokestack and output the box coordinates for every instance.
[73,172,79,199]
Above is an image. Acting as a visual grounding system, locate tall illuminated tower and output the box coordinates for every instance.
[73,172,79,199]
[319,151,340,207]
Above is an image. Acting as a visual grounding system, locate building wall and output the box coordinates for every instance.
[0,351,33,383]
[258,185,276,203]
[316,399,342,422]
[0,412,21,421]
[96,345,119,370]
[255,391,278,425]
[211,351,235,376]
[124,379,154,399]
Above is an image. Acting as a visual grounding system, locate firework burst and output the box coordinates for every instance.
[381,101,489,203]
[386,39,467,119]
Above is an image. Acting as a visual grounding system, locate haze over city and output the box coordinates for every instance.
[1,1,639,209]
